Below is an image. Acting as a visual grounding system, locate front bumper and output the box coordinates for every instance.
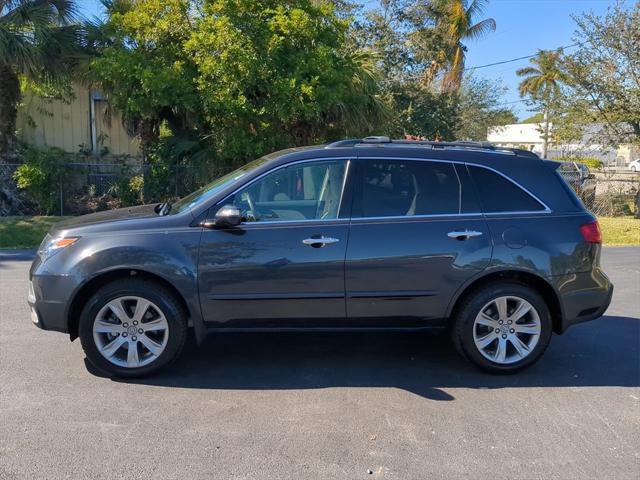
[27,273,78,334]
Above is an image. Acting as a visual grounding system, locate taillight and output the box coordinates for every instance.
[580,220,602,244]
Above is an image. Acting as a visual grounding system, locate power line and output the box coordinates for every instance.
[467,43,581,71]
[497,99,528,106]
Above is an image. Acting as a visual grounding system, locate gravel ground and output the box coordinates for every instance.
[0,247,638,480]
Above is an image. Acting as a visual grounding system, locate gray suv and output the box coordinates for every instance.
[28,138,613,377]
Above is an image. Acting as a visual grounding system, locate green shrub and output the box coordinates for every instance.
[553,156,604,170]
[13,147,68,214]
[105,165,145,207]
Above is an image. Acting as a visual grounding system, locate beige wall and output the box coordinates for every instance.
[17,84,139,156]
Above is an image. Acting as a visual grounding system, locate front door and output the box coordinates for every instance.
[345,158,492,325]
[198,158,352,327]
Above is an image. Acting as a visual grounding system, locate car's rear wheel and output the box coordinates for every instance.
[79,278,187,378]
[451,282,552,374]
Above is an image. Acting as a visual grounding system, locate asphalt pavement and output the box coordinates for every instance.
[0,248,638,479]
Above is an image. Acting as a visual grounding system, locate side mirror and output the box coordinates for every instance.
[201,205,242,229]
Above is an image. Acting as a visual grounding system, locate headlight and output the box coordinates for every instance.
[38,234,80,262]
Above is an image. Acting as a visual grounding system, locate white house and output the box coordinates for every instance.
[487,123,638,167]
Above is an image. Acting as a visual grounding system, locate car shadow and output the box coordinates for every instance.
[89,314,640,401]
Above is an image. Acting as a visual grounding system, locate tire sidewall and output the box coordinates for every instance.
[79,279,186,378]
[457,283,553,373]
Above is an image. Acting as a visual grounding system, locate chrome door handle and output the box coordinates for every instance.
[447,230,483,240]
[302,236,340,248]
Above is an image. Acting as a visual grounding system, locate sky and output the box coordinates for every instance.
[75,0,630,121]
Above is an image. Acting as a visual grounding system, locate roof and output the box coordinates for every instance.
[324,136,541,160]
[188,136,579,218]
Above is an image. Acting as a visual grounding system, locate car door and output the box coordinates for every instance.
[345,158,492,325]
[198,158,353,327]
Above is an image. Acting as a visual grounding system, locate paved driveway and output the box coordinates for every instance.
[1,248,638,479]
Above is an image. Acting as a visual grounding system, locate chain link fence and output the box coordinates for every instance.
[2,160,639,217]
[1,160,228,216]
[557,169,639,217]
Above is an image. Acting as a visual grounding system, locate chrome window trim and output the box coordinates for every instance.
[214,155,552,226]
[217,157,353,226]
[483,210,552,217]
[350,212,485,223]
[349,210,552,225]
[464,162,551,213]
[233,218,351,228]
[354,156,552,215]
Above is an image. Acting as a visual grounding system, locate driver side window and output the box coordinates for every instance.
[231,160,348,222]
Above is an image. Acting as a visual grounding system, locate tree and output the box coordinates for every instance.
[90,0,201,157]
[188,0,386,162]
[352,0,413,86]
[353,1,508,140]
[455,75,517,140]
[517,49,567,158]
[564,1,640,147]
[0,0,86,214]
[433,0,496,92]
[392,87,459,140]
[93,0,386,165]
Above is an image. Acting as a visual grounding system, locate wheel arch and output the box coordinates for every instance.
[67,268,192,341]
[446,269,564,334]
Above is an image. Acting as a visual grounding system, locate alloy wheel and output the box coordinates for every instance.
[92,296,169,368]
[472,296,541,365]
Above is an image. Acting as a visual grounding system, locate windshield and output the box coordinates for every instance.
[170,157,269,214]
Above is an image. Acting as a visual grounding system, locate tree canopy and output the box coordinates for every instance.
[0,0,86,156]
[91,0,387,164]
[0,0,88,215]
[564,1,640,146]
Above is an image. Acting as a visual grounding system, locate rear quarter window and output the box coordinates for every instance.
[467,165,546,213]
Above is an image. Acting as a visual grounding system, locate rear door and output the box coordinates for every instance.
[345,158,492,325]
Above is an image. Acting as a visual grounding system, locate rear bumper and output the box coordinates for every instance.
[556,267,613,333]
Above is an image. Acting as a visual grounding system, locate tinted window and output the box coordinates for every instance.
[468,165,545,212]
[357,160,461,217]
[455,164,482,214]
[230,160,347,222]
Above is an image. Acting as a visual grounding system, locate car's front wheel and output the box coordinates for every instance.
[451,282,552,374]
[79,278,187,378]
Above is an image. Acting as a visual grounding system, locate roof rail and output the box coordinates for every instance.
[362,136,391,143]
[325,137,540,158]
[325,138,361,148]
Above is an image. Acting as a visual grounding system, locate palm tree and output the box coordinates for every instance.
[0,0,84,214]
[517,49,566,158]
[435,0,496,92]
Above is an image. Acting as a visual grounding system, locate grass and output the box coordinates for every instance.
[0,215,638,249]
[598,216,640,246]
[0,216,69,249]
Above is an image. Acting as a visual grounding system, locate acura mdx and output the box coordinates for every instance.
[28,137,613,377]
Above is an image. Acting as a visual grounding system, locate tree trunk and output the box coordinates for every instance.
[0,64,20,157]
[0,63,26,215]
[542,109,550,159]
[138,118,159,156]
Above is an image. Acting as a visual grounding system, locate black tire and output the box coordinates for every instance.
[79,278,188,378]
[451,282,552,374]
